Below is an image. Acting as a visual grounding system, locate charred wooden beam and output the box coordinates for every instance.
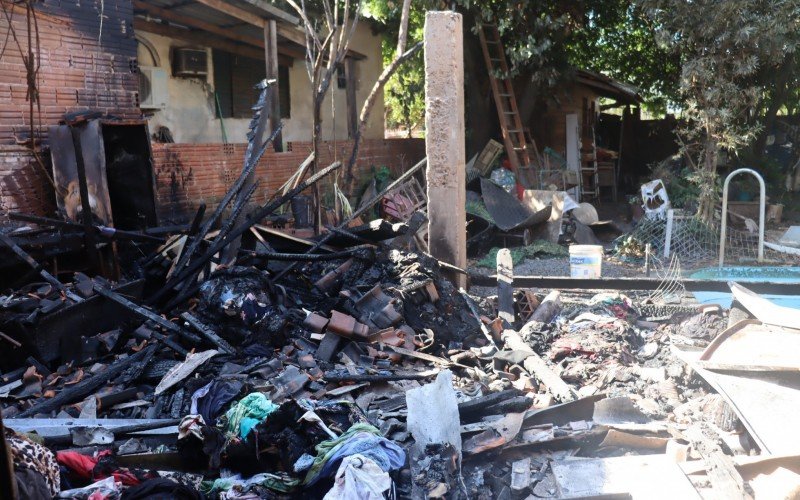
[180,312,235,354]
[0,232,83,303]
[16,344,157,418]
[149,120,284,306]
[158,160,344,305]
[9,212,165,243]
[70,125,104,274]
[324,369,440,382]
[93,285,200,344]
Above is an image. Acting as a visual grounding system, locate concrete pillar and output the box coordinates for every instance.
[424,11,466,288]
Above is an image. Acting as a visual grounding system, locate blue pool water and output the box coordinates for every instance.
[690,266,800,309]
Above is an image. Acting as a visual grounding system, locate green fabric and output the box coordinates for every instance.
[477,240,568,268]
[302,423,381,485]
[224,392,278,438]
[201,472,299,494]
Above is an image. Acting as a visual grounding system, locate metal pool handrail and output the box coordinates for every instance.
[719,168,765,267]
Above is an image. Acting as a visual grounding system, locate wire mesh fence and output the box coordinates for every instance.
[616,209,799,269]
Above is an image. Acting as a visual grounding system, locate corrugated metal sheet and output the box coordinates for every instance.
[480,178,551,232]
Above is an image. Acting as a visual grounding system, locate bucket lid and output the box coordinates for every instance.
[569,244,603,253]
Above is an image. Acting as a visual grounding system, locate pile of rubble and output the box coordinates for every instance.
[1,89,796,500]
[2,212,795,498]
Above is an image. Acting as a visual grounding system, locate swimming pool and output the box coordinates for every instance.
[689,266,800,308]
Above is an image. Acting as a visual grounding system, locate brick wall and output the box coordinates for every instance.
[0,0,139,145]
[152,138,426,223]
[0,146,56,217]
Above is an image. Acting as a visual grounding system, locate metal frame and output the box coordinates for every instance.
[719,168,765,267]
[469,274,800,294]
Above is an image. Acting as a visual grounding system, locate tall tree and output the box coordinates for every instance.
[640,0,800,221]
[286,0,360,233]
[567,1,680,113]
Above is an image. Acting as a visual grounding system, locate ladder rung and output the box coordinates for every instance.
[503,111,517,115]
[498,93,512,97]
[507,129,522,133]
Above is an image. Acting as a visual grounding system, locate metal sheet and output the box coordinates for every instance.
[49,120,114,225]
[729,281,800,330]
[552,455,700,499]
[699,319,800,370]
[480,178,551,232]
[675,346,800,455]
[5,419,177,438]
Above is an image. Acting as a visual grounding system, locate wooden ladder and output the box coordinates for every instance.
[476,22,535,187]
[580,98,600,200]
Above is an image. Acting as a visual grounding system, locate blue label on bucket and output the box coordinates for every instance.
[570,256,600,265]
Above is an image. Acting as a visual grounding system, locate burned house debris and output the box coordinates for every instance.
[2,1,800,499]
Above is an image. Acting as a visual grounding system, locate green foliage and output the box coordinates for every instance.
[363,0,434,133]
[373,165,392,190]
[566,2,680,113]
[367,0,685,128]
[732,150,786,198]
[649,160,702,209]
[456,0,574,88]
[639,0,800,220]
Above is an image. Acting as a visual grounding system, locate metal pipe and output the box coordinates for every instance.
[719,168,765,267]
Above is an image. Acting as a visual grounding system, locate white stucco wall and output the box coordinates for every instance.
[136,23,385,145]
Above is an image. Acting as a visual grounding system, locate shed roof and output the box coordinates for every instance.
[575,69,643,105]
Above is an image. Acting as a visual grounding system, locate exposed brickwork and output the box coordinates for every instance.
[0,146,56,218]
[151,138,426,223]
[0,0,139,145]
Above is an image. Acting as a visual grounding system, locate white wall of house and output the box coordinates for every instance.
[136,23,385,146]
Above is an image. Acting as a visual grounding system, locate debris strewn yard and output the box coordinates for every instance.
[2,0,800,499]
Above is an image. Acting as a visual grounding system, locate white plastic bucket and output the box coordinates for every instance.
[569,245,603,278]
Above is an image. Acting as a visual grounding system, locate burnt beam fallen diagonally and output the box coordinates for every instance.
[270,157,428,283]
[155,160,345,305]
[16,344,157,418]
[92,284,201,344]
[0,233,83,303]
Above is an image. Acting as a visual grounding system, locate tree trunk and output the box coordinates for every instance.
[697,136,719,223]
[312,96,323,234]
[754,56,794,160]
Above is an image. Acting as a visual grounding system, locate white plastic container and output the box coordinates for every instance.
[569,245,603,278]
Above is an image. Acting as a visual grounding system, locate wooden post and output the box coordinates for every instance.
[496,248,515,327]
[346,58,358,139]
[264,19,283,152]
[424,11,466,288]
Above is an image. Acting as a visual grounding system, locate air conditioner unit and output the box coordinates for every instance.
[172,48,208,77]
[139,66,168,110]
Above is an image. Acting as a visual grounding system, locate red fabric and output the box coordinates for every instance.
[56,450,145,486]
[57,450,97,479]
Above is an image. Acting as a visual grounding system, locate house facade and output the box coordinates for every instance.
[0,0,423,224]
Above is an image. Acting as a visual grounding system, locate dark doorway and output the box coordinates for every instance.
[102,123,158,230]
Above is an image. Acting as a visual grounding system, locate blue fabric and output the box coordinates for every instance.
[306,431,406,486]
